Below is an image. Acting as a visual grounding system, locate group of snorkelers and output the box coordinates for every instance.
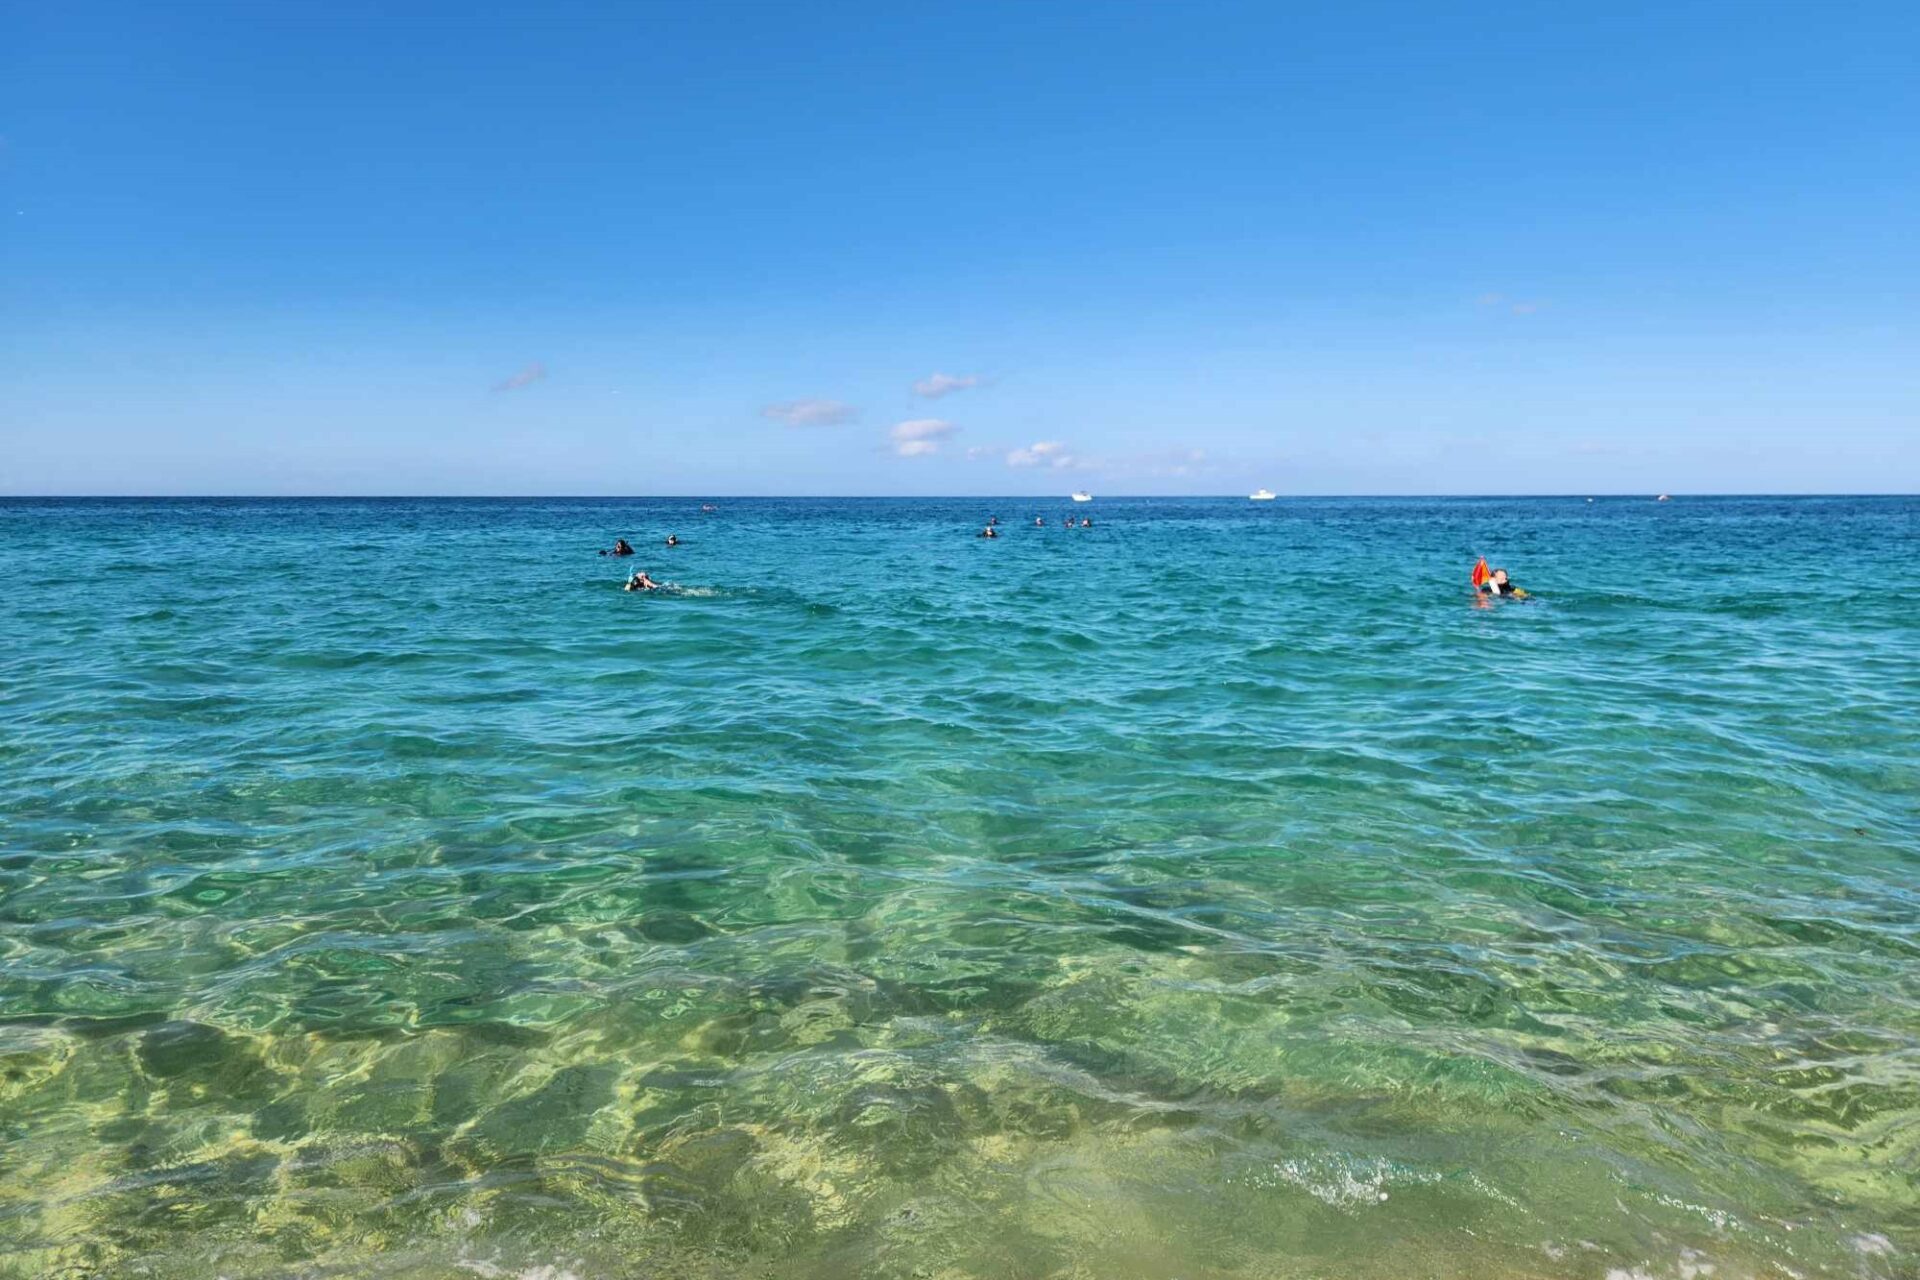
[979,514,1093,537]
[604,527,1529,599]
[597,532,683,590]
[600,534,679,556]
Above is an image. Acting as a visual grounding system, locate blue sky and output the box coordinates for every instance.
[3,1,1915,495]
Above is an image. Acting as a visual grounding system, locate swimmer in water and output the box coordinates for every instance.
[601,538,635,557]
[1080,517,1092,527]
[979,526,998,539]
[1034,516,1045,527]
[1479,568,1527,598]
[624,570,660,591]
[665,534,679,546]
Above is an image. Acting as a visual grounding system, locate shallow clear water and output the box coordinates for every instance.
[0,496,1915,1280]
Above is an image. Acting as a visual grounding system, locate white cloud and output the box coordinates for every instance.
[890,418,958,457]
[494,362,547,392]
[1006,440,1075,469]
[912,372,982,399]
[761,398,856,427]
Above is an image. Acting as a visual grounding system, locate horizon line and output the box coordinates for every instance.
[1,491,1916,501]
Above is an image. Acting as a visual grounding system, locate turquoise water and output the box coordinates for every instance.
[0,496,1915,1280]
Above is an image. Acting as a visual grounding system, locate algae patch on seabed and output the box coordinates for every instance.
[2,955,1909,1280]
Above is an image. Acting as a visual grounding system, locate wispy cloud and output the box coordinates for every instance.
[1139,447,1208,477]
[1076,447,1225,482]
[494,361,547,392]
[1477,292,1546,316]
[912,372,982,399]
[761,398,857,427]
[890,418,958,457]
[1006,441,1075,469]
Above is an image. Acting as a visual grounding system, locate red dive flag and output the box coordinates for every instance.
[1471,557,1490,588]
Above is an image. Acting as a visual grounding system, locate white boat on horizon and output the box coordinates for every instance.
[1070,491,1092,502]
[1249,488,1276,501]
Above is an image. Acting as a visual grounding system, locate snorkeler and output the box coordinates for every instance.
[1484,568,1527,597]
[1470,557,1527,598]
[600,538,636,557]
[1473,564,1527,598]
[665,534,679,546]
[624,570,661,591]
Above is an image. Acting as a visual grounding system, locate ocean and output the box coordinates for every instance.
[0,495,1914,1280]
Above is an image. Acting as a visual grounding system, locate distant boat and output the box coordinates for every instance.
[1070,491,1092,502]
[1249,488,1276,501]
[1656,493,1671,502]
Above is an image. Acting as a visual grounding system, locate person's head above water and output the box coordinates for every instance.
[665,534,678,545]
[1480,568,1527,598]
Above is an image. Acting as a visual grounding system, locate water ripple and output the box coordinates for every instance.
[0,495,1915,1279]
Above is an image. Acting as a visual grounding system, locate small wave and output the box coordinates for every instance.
[1250,1153,1437,1209]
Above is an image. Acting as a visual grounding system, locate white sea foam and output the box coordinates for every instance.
[1851,1232,1895,1256]
[1258,1153,1439,1209]
[459,1257,585,1280]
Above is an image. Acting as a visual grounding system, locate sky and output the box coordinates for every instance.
[2,0,1916,495]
